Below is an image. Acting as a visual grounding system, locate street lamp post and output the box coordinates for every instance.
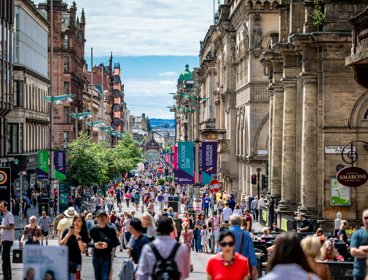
[257,167,262,199]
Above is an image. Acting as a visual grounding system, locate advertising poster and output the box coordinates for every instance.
[201,142,217,185]
[330,176,351,206]
[24,245,68,280]
[54,150,67,181]
[37,150,49,180]
[58,182,70,213]
[281,218,288,232]
[175,142,194,184]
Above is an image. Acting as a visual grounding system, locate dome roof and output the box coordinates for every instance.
[178,64,193,81]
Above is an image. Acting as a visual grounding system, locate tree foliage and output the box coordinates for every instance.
[66,132,143,187]
[313,0,325,27]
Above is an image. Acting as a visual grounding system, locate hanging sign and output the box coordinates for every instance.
[337,166,368,187]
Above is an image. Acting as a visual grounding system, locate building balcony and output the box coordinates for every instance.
[346,7,368,89]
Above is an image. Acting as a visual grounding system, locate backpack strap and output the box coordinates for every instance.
[168,242,181,260]
[149,242,163,261]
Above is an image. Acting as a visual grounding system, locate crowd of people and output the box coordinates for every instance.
[0,168,367,280]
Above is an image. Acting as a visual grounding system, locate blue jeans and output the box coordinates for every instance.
[92,255,111,280]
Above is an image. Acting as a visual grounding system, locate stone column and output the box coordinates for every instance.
[280,50,298,209]
[270,59,284,199]
[235,109,239,155]
[300,46,318,211]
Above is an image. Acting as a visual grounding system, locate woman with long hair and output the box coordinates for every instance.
[60,214,89,280]
[260,233,319,280]
[141,212,156,240]
[301,236,331,280]
[181,222,194,272]
[206,231,249,280]
[320,240,344,261]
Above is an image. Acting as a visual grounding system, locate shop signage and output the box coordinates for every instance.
[337,166,368,187]
[330,177,351,206]
[0,168,11,206]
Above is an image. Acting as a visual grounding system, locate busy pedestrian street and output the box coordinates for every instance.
[0,184,265,280]
[1,0,368,279]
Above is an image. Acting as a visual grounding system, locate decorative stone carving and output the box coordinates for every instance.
[242,23,249,51]
[253,13,262,49]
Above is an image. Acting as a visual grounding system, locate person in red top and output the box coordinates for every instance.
[243,209,252,232]
[206,231,249,280]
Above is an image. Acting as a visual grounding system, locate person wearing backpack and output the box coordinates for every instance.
[137,216,190,280]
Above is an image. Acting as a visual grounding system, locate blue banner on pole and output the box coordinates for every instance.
[175,142,194,184]
[201,142,217,185]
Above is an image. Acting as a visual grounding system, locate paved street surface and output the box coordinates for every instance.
[1,202,264,279]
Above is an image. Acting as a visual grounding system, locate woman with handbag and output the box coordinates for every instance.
[60,214,89,280]
[20,216,41,246]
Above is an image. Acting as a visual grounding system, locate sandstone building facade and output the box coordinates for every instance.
[180,0,368,226]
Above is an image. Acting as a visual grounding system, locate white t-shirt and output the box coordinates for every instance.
[163,193,170,202]
[1,211,14,241]
[257,198,265,209]
[222,207,233,222]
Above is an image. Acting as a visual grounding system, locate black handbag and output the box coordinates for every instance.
[12,249,23,263]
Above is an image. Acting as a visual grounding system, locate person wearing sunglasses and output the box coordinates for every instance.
[350,209,368,280]
[206,231,249,280]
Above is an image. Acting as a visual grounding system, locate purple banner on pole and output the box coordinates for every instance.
[174,168,194,184]
[201,142,217,185]
[54,150,66,180]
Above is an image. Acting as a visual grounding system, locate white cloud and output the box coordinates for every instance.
[124,78,176,118]
[35,0,214,56]
[159,71,177,76]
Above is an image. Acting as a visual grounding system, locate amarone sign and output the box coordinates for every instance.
[337,166,368,187]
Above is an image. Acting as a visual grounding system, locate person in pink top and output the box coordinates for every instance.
[181,222,194,272]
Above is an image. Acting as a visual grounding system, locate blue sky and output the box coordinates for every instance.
[35,0,219,118]
[91,56,199,118]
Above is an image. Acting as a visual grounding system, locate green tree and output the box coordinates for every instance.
[66,132,143,187]
[66,132,107,187]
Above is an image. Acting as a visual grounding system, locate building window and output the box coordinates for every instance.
[6,123,19,154]
[364,109,368,120]
[64,81,69,94]
[13,80,24,107]
[63,57,69,73]
[64,107,70,124]
[63,35,69,49]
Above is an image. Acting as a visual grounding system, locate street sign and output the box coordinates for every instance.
[193,199,202,211]
[337,166,368,187]
[209,179,220,194]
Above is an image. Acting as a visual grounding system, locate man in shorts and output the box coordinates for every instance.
[38,211,52,245]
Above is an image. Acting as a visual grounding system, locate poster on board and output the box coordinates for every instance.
[24,245,68,280]
[330,176,351,206]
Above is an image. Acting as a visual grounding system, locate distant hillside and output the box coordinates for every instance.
[149,118,175,129]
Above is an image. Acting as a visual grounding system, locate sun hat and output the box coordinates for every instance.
[64,207,77,218]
